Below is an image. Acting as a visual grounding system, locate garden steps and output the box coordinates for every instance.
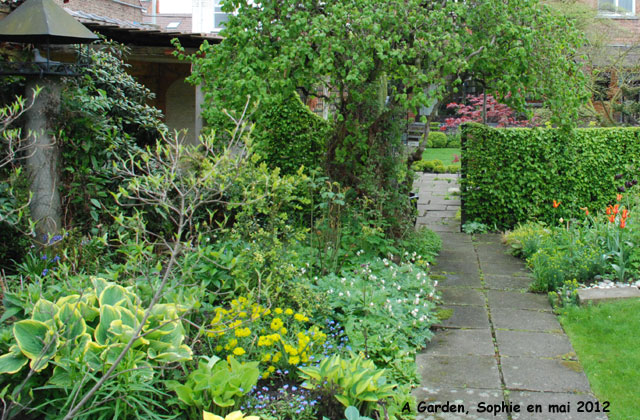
[412,175,606,420]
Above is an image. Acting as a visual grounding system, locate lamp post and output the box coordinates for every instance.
[0,0,98,243]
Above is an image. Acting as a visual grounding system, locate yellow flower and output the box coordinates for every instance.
[215,345,223,352]
[285,308,294,316]
[262,371,270,379]
[228,338,238,348]
[270,318,283,331]
[274,308,283,314]
[272,351,282,363]
[258,336,271,346]
[238,311,247,318]
[294,313,307,322]
[233,347,246,356]
[267,365,275,372]
[235,327,251,338]
[280,327,287,335]
[261,353,271,362]
[289,355,300,365]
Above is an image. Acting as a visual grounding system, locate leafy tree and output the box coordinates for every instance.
[179,0,587,203]
[57,41,166,234]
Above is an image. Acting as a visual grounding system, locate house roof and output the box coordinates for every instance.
[65,8,222,48]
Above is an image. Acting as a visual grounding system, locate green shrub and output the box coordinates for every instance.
[446,133,461,148]
[253,94,331,175]
[428,131,447,148]
[461,123,640,229]
[446,165,459,173]
[433,165,446,173]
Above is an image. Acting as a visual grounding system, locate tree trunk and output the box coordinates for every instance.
[24,77,62,243]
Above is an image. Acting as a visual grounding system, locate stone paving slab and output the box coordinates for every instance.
[509,391,608,420]
[495,330,574,358]
[433,272,482,288]
[439,288,486,306]
[487,290,552,311]
[478,260,530,277]
[501,357,592,393]
[423,329,495,356]
[413,387,507,420]
[435,305,490,329]
[433,259,480,275]
[416,355,502,389]
[484,274,532,291]
[492,309,563,332]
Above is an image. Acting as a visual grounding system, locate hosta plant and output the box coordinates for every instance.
[298,353,403,419]
[168,355,259,416]
[0,277,192,380]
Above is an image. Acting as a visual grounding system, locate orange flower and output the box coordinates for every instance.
[580,207,589,216]
[609,214,616,223]
[620,219,626,229]
[622,209,629,220]
[553,200,561,208]
[606,205,612,215]
[617,193,623,202]
[613,204,620,215]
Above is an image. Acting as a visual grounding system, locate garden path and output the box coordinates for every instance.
[412,173,606,420]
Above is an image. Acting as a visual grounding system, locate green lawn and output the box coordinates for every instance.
[421,148,461,166]
[559,299,640,420]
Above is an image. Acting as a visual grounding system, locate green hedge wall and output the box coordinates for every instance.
[253,94,331,175]
[461,123,640,228]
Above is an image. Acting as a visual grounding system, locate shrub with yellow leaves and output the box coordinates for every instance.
[207,297,327,378]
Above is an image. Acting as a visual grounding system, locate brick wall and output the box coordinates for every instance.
[53,0,144,23]
[580,0,640,45]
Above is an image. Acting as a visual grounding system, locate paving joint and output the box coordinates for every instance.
[473,234,513,420]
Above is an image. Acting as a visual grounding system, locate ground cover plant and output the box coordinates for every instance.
[559,300,640,420]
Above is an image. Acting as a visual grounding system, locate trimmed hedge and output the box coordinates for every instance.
[461,123,640,229]
[253,94,331,175]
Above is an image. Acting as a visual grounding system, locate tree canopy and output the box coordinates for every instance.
[180,0,587,191]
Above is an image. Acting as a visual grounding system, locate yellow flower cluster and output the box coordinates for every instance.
[208,297,327,379]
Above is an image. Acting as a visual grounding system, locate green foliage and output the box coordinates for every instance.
[0,277,191,418]
[314,258,436,385]
[253,94,331,175]
[167,355,259,416]
[461,221,490,234]
[58,41,165,235]
[397,227,442,265]
[446,133,461,148]
[299,353,402,419]
[412,159,458,174]
[462,123,640,228]
[506,222,607,291]
[428,132,447,148]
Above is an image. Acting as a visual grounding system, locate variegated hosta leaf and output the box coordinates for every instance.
[0,345,28,374]
[13,319,57,372]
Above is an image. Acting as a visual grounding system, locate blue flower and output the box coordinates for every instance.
[41,255,47,260]
[41,269,48,276]
[52,255,61,263]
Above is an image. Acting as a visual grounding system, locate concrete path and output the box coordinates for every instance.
[412,174,606,420]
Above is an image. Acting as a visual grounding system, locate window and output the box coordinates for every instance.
[598,0,635,16]
[213,0,229,31]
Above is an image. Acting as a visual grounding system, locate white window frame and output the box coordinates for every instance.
[598,0,636,17]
